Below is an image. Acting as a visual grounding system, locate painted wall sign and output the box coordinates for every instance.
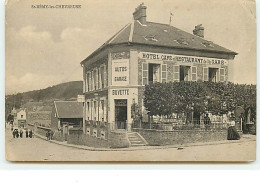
[111,89,129,96]
[139,52,228,66]
[112,59,129,86]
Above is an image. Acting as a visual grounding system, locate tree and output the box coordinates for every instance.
[144,81,256,122]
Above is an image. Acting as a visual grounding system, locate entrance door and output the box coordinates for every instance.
[115,99,127,129]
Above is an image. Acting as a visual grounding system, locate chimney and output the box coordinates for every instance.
[193,24,204,38]
[133,3,147,25]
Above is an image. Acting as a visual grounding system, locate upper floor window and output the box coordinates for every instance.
[100,66,105,89]
[142,63,167,85]
[93,69,98,90]
[21,115,23,118]
[203,67,225,82]
[86,73,90,92]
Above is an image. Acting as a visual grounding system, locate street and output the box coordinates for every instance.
[5,126,256,162]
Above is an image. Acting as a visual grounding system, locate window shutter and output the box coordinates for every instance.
[203,67,208,81]
[219,68,225,82]
[85,72,88,92]
[142,62,148,85]
[95,69,98,90]
[173,65,180,82]
[104,65,107,87]
[90,72,92,91]
[161,64,167,83]
[191,66,197,81]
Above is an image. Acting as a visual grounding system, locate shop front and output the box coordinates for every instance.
[108,88,138,131]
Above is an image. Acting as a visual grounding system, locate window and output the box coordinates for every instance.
[94,101,97,120]
[100,66,105,88]
[101,100,104,122]
[87,102,90,120]
[21,115,23,118]
[148,63,161,83]
[90,101,93,120]
[180,65,191,81]
[93,69,97,90]
[86,72,90,92]
[90,71,93,91]
[209,68,219,82]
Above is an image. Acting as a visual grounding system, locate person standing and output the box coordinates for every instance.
[25,129,29,138]
[15,129,19,138]
[204,113,211,130]
[46,131,50,140]
[20,129,23,138]
[29,130,33,138]
[227,116,240,140]
[50,130,54,140]
[12,129,16,138]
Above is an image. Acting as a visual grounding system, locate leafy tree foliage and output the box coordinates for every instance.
[144,81,256,120]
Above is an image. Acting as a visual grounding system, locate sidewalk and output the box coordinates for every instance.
[33,132,256,152]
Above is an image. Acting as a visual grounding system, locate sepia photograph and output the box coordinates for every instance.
[5,0,256,161]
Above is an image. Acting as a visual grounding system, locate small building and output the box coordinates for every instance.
[16,109,26,128]
[51,101,83,131]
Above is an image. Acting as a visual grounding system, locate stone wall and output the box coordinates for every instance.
[67,122,129,148]
[68,129,110,148]
[53,131,65,142]
[133,128,229,146]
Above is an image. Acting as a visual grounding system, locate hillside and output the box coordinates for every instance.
[22,81,83,101]
[5,81,83,118]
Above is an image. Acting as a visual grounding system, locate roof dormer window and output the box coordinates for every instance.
[175,38,189,45]
[144,35,158,42]
[202,41,214,48]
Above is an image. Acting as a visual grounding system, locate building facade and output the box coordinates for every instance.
[51,101,83,131]
[81,4,237,132]
[16,109,26,128]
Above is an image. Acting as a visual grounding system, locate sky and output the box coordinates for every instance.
[5,0,256,95]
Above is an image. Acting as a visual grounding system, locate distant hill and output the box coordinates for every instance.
[5,81,83,119]
[22,81,83,101]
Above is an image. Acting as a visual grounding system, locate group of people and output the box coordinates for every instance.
[12,128,33,138]
[46,130,54,140]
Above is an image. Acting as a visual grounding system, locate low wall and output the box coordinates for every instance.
[133,128,229,146]
[27,123,51,137]
[53,131,65,142]
[67,125,129,148]
[67,129,109,148]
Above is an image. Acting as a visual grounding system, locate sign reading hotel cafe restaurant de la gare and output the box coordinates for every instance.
[139,52,228,66]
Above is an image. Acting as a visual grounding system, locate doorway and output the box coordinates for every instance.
[115,99,127,129]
